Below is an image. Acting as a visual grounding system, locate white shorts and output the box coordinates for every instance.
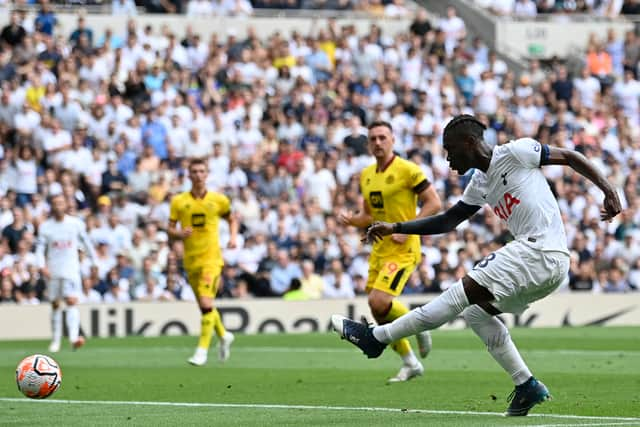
[467,240,570,314]
[49,278,82,301]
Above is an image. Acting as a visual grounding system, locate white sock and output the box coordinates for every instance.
[373,280,469,344]
[66,306,80,343]
[51,308,62,345]
[401,351,419,367]
[462,305,532,385]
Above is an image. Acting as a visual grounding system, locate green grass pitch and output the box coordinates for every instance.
[1,327,639,426]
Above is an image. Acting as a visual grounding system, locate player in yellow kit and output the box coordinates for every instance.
[169,158,238,366]
[338,121,441,382]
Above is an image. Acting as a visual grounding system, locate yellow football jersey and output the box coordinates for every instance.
[360,156,429,258]
[169,191,231,269]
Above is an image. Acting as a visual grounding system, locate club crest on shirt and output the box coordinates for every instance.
[369,191,384,209]
[385,175,395,184]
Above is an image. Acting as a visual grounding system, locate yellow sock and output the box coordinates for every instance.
[197,310,215,350]
[212,308,226,338]
[384,300,412,357]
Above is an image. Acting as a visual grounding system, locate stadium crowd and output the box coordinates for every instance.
[0,5,638,305]
[475,0,640,18]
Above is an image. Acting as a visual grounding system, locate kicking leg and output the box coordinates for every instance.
[463,303,551,416]
[332,278,486,357]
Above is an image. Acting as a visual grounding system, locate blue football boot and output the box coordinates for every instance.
[331,315,387,359]
[505,376,551,416]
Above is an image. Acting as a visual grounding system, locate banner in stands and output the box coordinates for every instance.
[1,294,639,340]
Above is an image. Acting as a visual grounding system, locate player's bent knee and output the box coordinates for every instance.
[51,301,61,310]
[367,293,392,318]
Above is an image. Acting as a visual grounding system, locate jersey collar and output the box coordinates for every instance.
[376,154,396,173]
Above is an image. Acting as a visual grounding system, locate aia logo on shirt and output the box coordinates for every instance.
[52,240,73,249]
[493,192,520,221]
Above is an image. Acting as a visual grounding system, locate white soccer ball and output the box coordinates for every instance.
[15,354,62,399]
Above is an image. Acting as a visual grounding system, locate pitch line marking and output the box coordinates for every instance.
[524,423,640,427]
[1,398,639,423]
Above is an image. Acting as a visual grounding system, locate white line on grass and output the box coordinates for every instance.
[3,346,640,357]
[1,398,639,423]
[524,423,640,427]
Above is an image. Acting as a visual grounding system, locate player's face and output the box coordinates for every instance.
[367,126,394,160]
[443,136,473,174]
[51,196,67,217]
[188,163,208,186]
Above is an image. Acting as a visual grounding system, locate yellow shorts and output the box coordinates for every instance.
[367,253,419,297]
[186,265,222,299]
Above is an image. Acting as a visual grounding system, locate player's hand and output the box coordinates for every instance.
[181,227,193,239]
[227,236,237,249]
[337,210,353,226]
[364,221,395,243]
[601,190,622,222]
[391,233,408,244]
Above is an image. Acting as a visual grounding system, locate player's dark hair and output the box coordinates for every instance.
[443,114,486,143]
[188,157,207,170]
[367,120,393,132]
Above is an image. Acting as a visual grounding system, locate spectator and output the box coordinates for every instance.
[270,249,302,296]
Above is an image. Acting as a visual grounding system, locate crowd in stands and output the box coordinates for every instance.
[0,4,638,306]
[475,0,640,18]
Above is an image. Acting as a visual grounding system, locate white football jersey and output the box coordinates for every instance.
[36,215,97,282]
[462,138,569,255]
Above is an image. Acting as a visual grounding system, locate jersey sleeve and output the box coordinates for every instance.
[461,171,486,207]
[218,193,231,217]
[507,138,549,169]
[406,161,430,193]
[169,196,180,222]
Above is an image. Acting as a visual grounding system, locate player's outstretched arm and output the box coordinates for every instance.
[366,201,480,243]
[338,198,374,229]
[544,147,622,221]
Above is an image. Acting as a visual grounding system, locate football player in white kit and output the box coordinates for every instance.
[36,193,98,352]
[331,115,622,416]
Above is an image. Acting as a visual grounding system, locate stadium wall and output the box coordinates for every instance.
[2,294,640,340]
[0,13,412,39]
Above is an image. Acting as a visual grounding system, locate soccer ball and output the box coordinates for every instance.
[15,354,62,399]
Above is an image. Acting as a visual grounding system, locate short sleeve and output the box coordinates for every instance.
[461,171,487,207]
[169,196,179,222]
[218,194,231,217]
[406,161,430,193]
[507,138,547,169]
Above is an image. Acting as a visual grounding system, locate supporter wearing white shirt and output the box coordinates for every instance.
[134,276,165,301]
[573,68,601,109]
[11,146,38,198]
[60,134,93,175]
[322,259,355,299]
[236,118,263,159]
[514,0,537,17]
[78,277,103,304]
[187,0,213,16]
[474,71,499,115]
[184,128,213,159]
[439,6,466,56]
[187,36,209,71]
[112,0,137,15]
[303,156,337,213]
[103,281,131,303]
[166,115,189,158]
[613,70,640,125]
[42,120,72,166]
[13,104,41,135]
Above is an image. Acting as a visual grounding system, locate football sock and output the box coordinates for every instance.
[66,306,80,343]
[384,300,413,358]
[463,305,532,385]
[212,308,226,338]
[51,308,62,345]
[197,310,215,350]
[374,280,469,344]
